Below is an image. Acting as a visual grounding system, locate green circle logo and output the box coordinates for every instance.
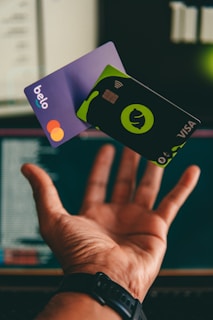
[120,104,154,134]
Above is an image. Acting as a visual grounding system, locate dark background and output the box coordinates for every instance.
[98,0,213,127]
[1,1,213,270]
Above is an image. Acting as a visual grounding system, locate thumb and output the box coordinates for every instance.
[21,163,67,237]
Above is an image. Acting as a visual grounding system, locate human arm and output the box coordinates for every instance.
[35,292,122,320]
[21,144,200,319]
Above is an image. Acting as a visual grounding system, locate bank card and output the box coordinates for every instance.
[24,42,125,147]
[77,65,201,167]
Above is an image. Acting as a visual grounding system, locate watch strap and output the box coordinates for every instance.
[57,272,147,320]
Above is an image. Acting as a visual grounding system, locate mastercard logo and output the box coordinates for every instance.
[46,120,65,142]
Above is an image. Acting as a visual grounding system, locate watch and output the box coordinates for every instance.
[57,272,147,320]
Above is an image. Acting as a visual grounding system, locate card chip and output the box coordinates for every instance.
[102,89,119,104]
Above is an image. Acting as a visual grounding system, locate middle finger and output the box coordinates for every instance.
[134,161,164,209]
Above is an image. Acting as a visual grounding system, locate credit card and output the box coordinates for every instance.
[77,65,201,167]
[24,42,125,147]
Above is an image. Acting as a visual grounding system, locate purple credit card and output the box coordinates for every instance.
[24,42,125,147]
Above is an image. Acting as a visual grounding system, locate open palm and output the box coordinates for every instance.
[21,144,200,301]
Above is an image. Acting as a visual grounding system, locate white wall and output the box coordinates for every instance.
[41,0,98,74]
[0,0,98,116]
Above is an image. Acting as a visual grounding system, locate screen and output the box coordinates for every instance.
[0,129,123,270]
[0,129,212,271]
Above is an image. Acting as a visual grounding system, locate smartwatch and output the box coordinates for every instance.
[57,272,147,320]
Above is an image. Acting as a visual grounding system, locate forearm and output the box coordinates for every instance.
[35,292,122,320]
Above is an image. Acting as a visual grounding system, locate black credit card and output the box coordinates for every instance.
[77,65,201,167]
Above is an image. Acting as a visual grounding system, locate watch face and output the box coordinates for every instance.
[77,65,201,167]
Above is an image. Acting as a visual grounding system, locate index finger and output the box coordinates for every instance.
[80,144,115,212]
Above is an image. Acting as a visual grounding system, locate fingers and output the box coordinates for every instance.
[111,147,140,204]
[134,161,164,209]
[80,144,115,211]
[157,165,201,226]
[21,163,67,232]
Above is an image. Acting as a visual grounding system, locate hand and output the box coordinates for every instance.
[21,144,200,302]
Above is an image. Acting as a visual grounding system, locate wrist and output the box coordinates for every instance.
[57,272,147,320]
[65,263,147,302]
[63,254,142,301]
[35,292,121,320]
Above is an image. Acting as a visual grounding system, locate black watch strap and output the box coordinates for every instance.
[57,272,147,320]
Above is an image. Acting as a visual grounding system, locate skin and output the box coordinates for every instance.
[21,144,200,319]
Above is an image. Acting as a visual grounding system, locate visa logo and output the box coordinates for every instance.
[176,121,197,138]
[33,85,48,109]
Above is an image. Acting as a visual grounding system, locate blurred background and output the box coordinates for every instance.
[1,0,213,269]
[1,0,213,127]
[1,3,213,319]
[0,0,97,125]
